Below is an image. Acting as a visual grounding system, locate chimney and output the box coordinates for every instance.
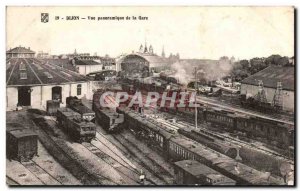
[28,47,30,50]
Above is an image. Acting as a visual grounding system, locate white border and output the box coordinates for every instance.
[1,1,298,191]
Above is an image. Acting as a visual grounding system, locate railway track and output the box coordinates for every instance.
[96,130,167,185]
[20,160,62,185]
[155,110,291,160]
[114,131,173,184]
[173,119,293,163]
[32,117,117,185]
[81,141,141,185]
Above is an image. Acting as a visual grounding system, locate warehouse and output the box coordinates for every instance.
[6,57,91,111]
[240,65,294,112]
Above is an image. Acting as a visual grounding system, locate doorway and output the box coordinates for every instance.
[52,86,62,102]
[18,86,31,106]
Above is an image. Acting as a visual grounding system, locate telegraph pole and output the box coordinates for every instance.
[195,68,198,129]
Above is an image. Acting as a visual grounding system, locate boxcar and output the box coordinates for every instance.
[57,107,96,142]
[46,100,60,115]
[95,108,124,132]
[6,124,38,162]
[174,160,236,185]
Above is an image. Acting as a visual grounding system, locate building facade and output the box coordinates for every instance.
[240,66,294,112]
[6,46,35,58]
[6,56,91,111]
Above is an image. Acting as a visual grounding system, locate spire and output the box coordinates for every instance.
[149,45,153,54]
[144,41,148,53]
[139,44,143,52]
[162,46,165,58]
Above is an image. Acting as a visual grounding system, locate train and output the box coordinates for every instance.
[66,96,95,121]
[92,89,125,132]
[160,104,293,149]
[56,107,96,143]
[6,123,38,162]
[174,160,236,185]
[116,107,284,185]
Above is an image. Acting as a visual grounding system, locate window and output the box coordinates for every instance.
[77,84,82,95]
[20,72,27,79]
[19,63,26,71]
[44,72,53,79]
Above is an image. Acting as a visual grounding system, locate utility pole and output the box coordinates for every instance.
[194,67,198,129]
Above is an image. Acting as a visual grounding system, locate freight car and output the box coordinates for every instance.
[6,123,38,162]
[66,96,95,121]
[95,108,124,132]
[57,107,96,143]
[117,108,285,185]
[174,160,236,185]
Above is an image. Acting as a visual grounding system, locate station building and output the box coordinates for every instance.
[6,46,35,58]
[240,65,294,112]
[6,54,91,111]
[117,44,170,77]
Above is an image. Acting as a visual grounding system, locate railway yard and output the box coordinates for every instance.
[6,80,295,186]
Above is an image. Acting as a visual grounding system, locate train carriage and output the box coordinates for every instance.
[6,123,38,162]
[174,160,236,185]
[205,108,237,131]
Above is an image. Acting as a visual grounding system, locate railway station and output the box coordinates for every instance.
[6,45,295,186]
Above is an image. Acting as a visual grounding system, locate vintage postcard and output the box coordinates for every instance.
[6,6,294,186]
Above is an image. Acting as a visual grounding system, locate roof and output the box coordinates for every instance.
[241,66,294,91]
[170,135,284,185]
[7,129,37,139]
[42,58,77,72]
[121,53,170,68]
[6,58,88,86]
[7,47,35,54]
[75,59,102,66]
[174,160,219,177]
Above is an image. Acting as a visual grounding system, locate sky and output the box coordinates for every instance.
[6,6,294,60]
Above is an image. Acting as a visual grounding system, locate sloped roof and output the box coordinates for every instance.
[8,129,37,139]
[6,58,88,86]
[121,53,170,68]
[7,47,35,54]
[75,59,102,65]
[42,58,77,72]
[241,65,294,91]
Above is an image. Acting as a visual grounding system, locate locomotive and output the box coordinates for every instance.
[116,107,284,185]
[56,107,96,143]
[66,96,95,121]
[6,123,38,162]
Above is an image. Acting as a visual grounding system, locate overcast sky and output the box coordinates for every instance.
[6,6,294,59]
